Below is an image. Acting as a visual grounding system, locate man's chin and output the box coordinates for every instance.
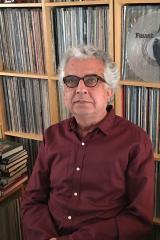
[73,110,94,116]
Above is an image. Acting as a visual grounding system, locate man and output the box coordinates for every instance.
[21,45,154,240]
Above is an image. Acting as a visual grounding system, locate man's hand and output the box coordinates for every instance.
[49,238,57,240]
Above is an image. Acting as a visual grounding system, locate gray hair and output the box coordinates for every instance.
[58,45,119,89]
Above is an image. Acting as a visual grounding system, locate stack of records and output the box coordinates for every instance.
[0,139,28,197]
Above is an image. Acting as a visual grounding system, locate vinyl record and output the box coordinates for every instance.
[127,12,160,82]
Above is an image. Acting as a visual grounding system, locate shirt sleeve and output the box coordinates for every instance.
[21,138,59,240]
[57,132,155,240]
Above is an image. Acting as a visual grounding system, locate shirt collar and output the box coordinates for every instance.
[69,105,116,135]
[69,116,78,132]
[98,105,115,135]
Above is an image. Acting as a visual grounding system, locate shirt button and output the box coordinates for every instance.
[81,142,85,146]
[74,192,78,196]
[76,167,80,171]
[68,216,72,220]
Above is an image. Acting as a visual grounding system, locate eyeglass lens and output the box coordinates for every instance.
[63,75,103,88]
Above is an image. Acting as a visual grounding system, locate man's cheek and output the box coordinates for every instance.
[64,94,71,108]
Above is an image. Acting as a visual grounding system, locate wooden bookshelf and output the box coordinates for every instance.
[0,4,114,238]
[153,217,160,226]
[0,77,7,138]
[0,3,42,7]
[119,80,160,89]
[4,131,43,141]
[0,6,114,238]
[50,75,58,81]
[0,177,27,203]
[0,0,114,139]
[114,0,160,156]
[115,0,160,4]
[0,124,2,138]
[0,0,159,238]
[114,1,160,236]
[0,71,48,79]
[45,0,110,7]
[155,154,160,162]
[0,177,27,240]
[114,0,160,115]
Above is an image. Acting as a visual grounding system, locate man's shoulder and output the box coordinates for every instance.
[41,118,72,146]
[45,118,71,135]
[114,114,150,141]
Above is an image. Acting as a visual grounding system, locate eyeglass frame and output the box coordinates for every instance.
[63,74,106,88]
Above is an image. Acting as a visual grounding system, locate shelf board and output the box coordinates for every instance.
[119,80,160,89]
[155,154,160,162]
[0,71,48,79]
[117,0,160,4]
[45,0,109,7]
[153,217,160,226]
[51,75,58,81]
[4,131,43,141]
[0,3,42,7]
[0,177,27,203]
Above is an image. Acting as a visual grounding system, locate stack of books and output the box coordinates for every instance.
[0,139,28,197]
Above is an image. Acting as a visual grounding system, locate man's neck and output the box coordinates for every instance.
[75,112,107,138]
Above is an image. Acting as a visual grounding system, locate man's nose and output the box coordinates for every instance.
[76,79,88,94]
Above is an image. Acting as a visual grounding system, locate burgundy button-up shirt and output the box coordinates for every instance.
[21,106,154,240]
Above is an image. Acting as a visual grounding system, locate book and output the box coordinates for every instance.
[12,137,41,176]
[0,154,28,171]
[1,159,27,173]
[0,163,27,177]
[0,140,23,160]
[1,149,27,164]
[0,166,27,187]
[0,174,28,197]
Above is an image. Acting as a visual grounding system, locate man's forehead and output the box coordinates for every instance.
[66,56,104,65]
[64,57,105,75]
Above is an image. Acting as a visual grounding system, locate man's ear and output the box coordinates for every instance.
[107,87,114,100]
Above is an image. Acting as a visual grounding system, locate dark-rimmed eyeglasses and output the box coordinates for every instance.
[63,74,106,88]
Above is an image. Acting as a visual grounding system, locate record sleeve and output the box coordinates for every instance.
[126,11,160,82]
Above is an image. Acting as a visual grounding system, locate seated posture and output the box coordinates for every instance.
[21,45,154,240]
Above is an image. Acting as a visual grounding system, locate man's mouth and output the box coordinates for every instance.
[73,100,92,104]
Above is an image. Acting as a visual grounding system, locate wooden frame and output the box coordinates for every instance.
[114,0,160,225]
[114,0,160,116]
[114,0,160,135]
[0,0,114,140]
[114,0,160,156]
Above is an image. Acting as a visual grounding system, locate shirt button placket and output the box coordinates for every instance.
[75,142,85,197]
